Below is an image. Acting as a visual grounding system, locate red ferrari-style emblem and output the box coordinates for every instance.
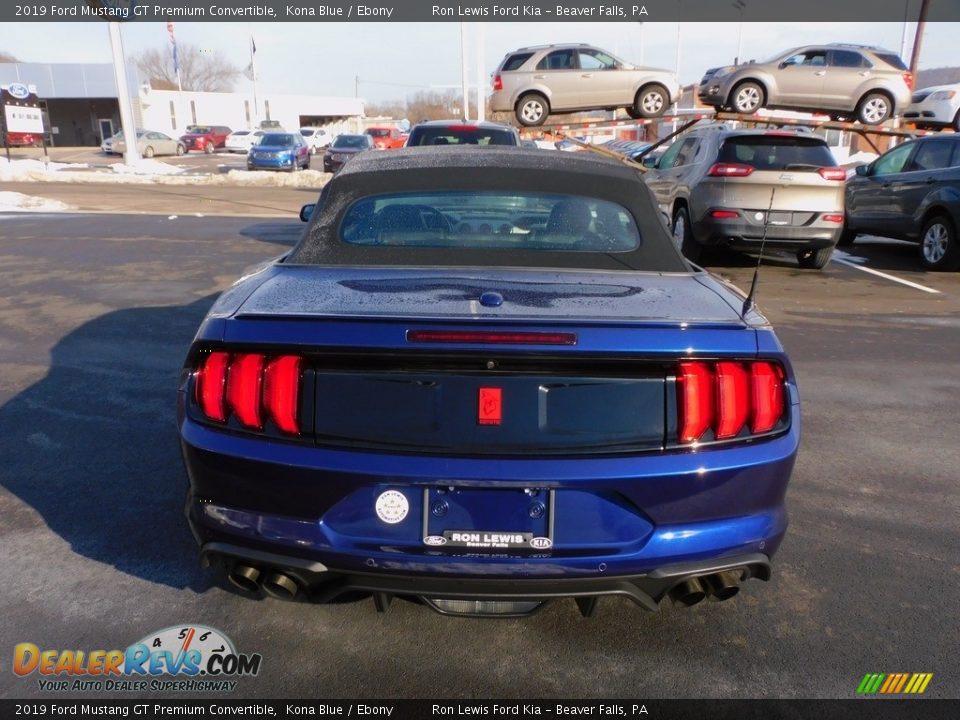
[478,387,502,426]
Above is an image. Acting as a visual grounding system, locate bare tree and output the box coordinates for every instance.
[132,43,241,92]
[404,90,462,122]
[0,51,18,63]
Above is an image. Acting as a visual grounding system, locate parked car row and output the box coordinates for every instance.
[633,121,960,271]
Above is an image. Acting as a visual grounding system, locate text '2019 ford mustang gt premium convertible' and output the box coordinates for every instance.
[178,148,800,618]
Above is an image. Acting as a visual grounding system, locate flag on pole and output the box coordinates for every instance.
[167,21,179,75]
[244,35,257,81]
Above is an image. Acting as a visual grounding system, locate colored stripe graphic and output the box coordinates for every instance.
[858,673,932,694]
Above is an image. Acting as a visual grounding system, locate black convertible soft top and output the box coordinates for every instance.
[287,147,689,273]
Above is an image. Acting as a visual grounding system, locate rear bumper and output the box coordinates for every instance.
[693,211,842,250]
[180,396,798,593]
[200,540,771,613]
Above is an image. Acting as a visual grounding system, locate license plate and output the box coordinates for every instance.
[442,530,533,549]
[422,488,554,551]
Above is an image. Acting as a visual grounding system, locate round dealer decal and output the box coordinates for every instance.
[375,490,409,524]
[7,83,30,100]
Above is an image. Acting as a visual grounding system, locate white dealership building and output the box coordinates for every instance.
[0,61,366,146]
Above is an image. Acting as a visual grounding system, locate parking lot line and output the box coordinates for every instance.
[831,251,941,295]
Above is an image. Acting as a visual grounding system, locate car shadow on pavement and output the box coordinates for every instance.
[0,295,219,593]
[837,237,927,273]
[239,220,305,248]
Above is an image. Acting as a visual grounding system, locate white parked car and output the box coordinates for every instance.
[299,127,332,154]
[224,129,264,154]
[904,84,960,131]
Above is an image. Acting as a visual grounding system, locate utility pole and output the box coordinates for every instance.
[475,23,485,122]
[909,0,931,79]
[460,22,470,121]
[107,21,140,166]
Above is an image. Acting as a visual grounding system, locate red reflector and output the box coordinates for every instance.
[492,74,503,91]
[710,209,740,219]
[196,352,229,422]
[715,361,750,440]
[821,213,844,223]
[263,355,302,435]
[407,330,577,345]
[817,167,847,181]
[226,353,265,429]
[478,387,502,426]
[750,362,785,434]
[678,361,715,443]
[707,163,754,177]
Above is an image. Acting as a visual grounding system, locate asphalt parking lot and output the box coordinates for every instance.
[0,196,958,700]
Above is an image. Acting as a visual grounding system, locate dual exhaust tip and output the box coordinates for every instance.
[668,570,743,607]
[228,564,301,601]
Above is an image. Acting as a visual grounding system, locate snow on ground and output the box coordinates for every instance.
[0,156,329,188]
[110,159,184,176]
[0,157,89,181]
[0,191,74,213]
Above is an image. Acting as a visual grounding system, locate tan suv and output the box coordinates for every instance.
[642,126,846,269]
[491,44,680,127]
[698,44,913,125]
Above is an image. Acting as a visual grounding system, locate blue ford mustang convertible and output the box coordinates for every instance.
[178,148,799,617]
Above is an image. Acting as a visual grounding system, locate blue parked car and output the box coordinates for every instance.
[179,148,799,617]
[247,132,311,171]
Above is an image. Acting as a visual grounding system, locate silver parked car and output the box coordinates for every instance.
[698,44,913,125]
[642,125,847,269]
[101,130,185,157]
[490,44,681,127]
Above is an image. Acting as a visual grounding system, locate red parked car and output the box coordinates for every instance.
[365,125,406,150]
[179,125,232,154]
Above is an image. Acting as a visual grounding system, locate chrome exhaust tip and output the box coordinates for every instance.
[668,577,707,607]
[704,570,742,601]
[228,564,262,593]
[261,572,300,600]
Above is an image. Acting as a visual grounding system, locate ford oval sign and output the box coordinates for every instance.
[7,83,29,100]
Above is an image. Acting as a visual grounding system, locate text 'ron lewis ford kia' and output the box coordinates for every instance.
[178,147,799,618]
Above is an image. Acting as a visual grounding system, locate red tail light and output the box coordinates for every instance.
[678,360,787,444]
[715,361,751,440]
[407,330,577,345]
[195,352,302,435]
[821,213,844,223]
[493,74,503,91]
[708,163,754,177]
[710,209,740,219]
[678,362,715,444]
[263,356,302,434]
[750,361,785,434]
[226,353,265,429]
[902,71,914,90]
[817,167,846,181]
[195,351,229,422]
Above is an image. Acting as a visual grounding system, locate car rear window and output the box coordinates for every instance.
[259,133,297,145]
[874,52,907,70]
[333,135,370,149]
[339,191,641,252]
[407,127,517,146]
[717,135,837,170]
[501,52,534,71]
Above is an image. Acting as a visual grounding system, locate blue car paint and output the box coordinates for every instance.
[248,143,308,170]
[179,258,798,606]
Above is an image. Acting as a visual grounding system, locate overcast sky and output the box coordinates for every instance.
[3,22,958,102]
